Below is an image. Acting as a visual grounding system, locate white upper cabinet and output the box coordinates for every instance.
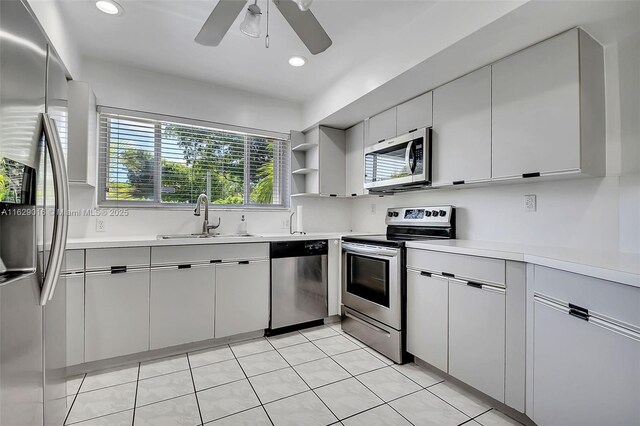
[432,67,491,186]
[367,107,396,145]
[319,126,347,196]
[367,92,433,146]
[396,92,433,136]
[67,81,97,186]
[492,29,605,180]
[345,121,365,197]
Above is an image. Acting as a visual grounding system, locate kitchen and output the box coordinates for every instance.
[0,0,638,425]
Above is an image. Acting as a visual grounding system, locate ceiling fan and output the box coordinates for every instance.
[195,0,332,55]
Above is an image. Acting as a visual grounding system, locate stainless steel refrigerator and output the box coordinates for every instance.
[0,1,70,425]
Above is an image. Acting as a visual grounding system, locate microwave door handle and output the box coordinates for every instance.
[404,141,415,174]
[39,114,69,305]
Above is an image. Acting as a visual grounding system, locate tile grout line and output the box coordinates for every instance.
[349,371,417,426]
[264,333,342,423]
[423,386,483,422]
[230,342,276,426]
[131,362,141,426]
[186,351,205,426]
[63,373,86,426]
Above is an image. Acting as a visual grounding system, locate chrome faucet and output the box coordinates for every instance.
[194,193,221,235]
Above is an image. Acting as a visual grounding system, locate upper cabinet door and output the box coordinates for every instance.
[318,126,346,196]
[432,68,491,186]
[345,122,365,197]
[367,107,396,145]
[396,92,433,136]
[492,30,581,179]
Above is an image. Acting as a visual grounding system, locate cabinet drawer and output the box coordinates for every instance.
[63,250,84,273]
[534,265,640,328]
[86,247,150,271]
[407,249,505,286]
[152,243,269,266]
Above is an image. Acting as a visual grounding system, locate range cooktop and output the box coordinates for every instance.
[343,205,456,248]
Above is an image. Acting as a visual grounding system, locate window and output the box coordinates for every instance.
[98,108,289,208]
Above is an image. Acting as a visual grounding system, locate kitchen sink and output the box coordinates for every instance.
[157,233,259,240]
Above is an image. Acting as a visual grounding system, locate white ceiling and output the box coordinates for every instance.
[58,0,441,103]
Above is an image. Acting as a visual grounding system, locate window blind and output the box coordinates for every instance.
[98,108,290,208]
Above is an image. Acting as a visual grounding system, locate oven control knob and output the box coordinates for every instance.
[431,210,439,216]
[387,212,393,218]
[425,211,432,217]
[393,212,399,217]
[439,210,446,217]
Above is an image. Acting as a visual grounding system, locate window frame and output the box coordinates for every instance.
[97,107,290,210]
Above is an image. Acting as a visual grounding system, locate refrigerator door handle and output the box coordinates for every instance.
[39,114,69,305]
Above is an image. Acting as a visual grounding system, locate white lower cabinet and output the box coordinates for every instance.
[85,268,150,362]
[150,264,215,349]
[215,260,269,338]
[532,297,640,426]
[406,270,448,372]
[448,279,506,402]
[66,274,85,366]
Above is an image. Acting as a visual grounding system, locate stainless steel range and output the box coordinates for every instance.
[341,206,456,364]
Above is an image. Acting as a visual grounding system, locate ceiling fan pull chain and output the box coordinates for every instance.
[265,0,270,48]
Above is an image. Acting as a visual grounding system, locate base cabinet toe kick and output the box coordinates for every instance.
[406,248,640,426]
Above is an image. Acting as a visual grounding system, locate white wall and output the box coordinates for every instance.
[351,29,640,254]
[80,58,302,134]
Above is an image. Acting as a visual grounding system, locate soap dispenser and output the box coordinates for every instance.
[237,214,247,235]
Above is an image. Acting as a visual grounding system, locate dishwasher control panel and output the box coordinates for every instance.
[270,240,328,258]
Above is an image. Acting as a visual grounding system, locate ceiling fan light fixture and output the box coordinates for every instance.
[95,0,123,16]
[240,3,262,38]
[294,0,313,11]
[288,56,307,67]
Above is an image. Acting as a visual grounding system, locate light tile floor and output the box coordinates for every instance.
[65,323,524,426]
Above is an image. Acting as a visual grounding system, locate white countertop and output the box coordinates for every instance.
[406,239,640,288]
[64,232,362,250]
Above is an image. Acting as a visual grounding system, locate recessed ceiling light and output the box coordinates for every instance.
[288,56,306,67]
[96,0,123,16]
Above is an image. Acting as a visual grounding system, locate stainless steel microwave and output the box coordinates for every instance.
[364,127,431,192]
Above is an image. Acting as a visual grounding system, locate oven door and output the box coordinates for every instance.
[342,242,401,329]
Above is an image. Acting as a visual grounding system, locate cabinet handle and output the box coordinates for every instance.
[522,172,541,178]
[568,303,589,315]
[420,271,431,277]
[408,128,418,133]
[210,259,222,264]
[453,180,465,185]
[378,139,385,144]
[238,261,250,265]
[177,264,191,269]
[329,194,337,197]
[466,281,483,289]
[110,266,127,274]
[569,309,589,321]
[351,193,357,197]
[442,272,455,278]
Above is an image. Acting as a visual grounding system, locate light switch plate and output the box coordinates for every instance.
[524,194,537,212]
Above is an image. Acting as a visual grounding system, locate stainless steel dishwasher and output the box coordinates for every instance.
[270,240,328,331]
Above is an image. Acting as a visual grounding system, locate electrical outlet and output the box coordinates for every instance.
[96,218,106,232]
[524,194,537,212]
[282,218,290,229]
[370,204,377,214]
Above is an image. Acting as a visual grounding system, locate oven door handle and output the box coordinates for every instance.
[342,243,398,258]
[345,312,391,336]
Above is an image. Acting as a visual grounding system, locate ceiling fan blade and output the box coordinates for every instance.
[195,0,248,46]
[273,0,332,55]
